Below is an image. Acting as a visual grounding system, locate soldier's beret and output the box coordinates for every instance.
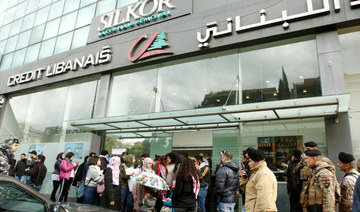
[248,149,265,162]
[338,152,355,163]
[304,149,321,156]
[304,141,318,148]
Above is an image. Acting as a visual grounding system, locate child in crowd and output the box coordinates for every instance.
[139,187,157,212]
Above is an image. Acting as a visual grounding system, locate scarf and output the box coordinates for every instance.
[142,157,154,173]
[107,156,121,185]
[192,176,200,199]
[199,162,206,170]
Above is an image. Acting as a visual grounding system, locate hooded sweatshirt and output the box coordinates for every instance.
[0,139,17,176]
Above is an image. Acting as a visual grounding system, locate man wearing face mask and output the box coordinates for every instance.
[0,138,19,176]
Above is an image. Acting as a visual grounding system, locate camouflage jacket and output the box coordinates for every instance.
[340,169,360,212]
[0,139,16,176]
[301,161,339,212]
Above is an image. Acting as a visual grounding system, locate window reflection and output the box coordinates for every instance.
[240,37,321,103]
[0,80,99,143]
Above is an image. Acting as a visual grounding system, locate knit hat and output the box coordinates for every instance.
[248,149,265,162]
[293,150,302,159]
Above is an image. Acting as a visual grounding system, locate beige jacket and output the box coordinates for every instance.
[243,161,278,212]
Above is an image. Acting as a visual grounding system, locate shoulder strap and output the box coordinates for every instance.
[200,167,209,179]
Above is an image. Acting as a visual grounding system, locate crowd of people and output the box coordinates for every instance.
[1,137,360,212]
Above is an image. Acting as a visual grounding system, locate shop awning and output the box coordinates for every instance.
[70,94,350,137]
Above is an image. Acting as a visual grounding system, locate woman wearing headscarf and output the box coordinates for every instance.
[101,156,122,210]
[50,152,64,201]
[120,154,136,212]
[133,157,154,211]
[83,156,104,206]
[58,152,78,203]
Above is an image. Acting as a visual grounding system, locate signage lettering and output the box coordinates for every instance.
[128,32,173,62]
[7,46,112,87]
[197,0,343,48]
[97,0,175,38]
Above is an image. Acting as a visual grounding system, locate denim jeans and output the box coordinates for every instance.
[83,186,100,206]
[198,186,208,212]
[16,175,26,183]
[121,188,133,212]
[217,202,236,212]
[25,175,31,185]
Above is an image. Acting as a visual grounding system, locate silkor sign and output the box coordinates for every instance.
[88,0,191,43]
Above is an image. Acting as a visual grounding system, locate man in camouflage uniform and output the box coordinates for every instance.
[338,152,360,212]
[0,138,19,176]
[300,149,339,212]
[295,141,336,189]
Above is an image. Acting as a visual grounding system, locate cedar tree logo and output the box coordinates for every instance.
[128,32,173,62]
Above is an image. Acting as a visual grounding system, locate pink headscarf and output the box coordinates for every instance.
[107,156,121,185]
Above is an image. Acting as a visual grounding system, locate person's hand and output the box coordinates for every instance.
[100,174,104,179]
[240,169,246,177]
[25,168,30,171]
[77,181,80,186]
[109,201,115,206]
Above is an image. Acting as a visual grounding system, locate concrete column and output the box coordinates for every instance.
[93,73,111,118]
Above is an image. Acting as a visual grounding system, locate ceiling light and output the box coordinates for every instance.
[303,89,307,93]
[216,99,221,102]
[266,80,270,83]
[299,76,304,79]
[203,88,207,91]
[246,96,250,99]
[273,93,277,96]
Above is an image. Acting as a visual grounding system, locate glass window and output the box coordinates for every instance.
[240,36,321,104]
[0,1,9,13]
[43,18,60,40]
[16,30,31,49]
[29,24,45,45]
[54,31,73,54]
[0,52,13,71]
[0,12,5,27]
[11,48,27,67]
[96,0,116,16]
[63,0,80,14]
[75,4,95,28]
[38,37,55,59]
[339,27,360,160]
[158,50,239,111]
[48,0,65,20]
[0,182,46,211]
[3,7,15,25]
[0,79,99,143]
[27,0,40,14]
[107,68,158,116]
[58,11,77,34]
[80,0,96,8]
[34,6,50,26]
[8,0,20,8]
[9,18,23,37]
[0,24,11,40]
[21,13,36,32]
[4,35,19,53]
[71,25,89,49]
[24,43,40,63]
[14,1,28,20]
[117,0,137,8]
[0,40,6,54]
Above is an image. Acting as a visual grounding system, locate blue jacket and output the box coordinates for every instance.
[353,177,360,211]
[215,161,240,203]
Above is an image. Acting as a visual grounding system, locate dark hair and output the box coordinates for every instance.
[84,155,89,163]
[89,152,96,157]
[145,186,155,196]
[175,157,200,182]
[100,150,109,156]
[141,153,150,158]
[56,152,64,160]
[89,156,100,166]
[21,153,26,157]
[37,155,46,163]
[194,155,203,162]
[173,153,186,174]
[165,152,176,164]
[65,152,75,159]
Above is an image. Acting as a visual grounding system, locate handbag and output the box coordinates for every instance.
[97,183,105,194]
[76,180,86,198]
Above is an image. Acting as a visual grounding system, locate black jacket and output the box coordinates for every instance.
[101,168,122,210]
[172,175,196,208]
[25,162,47,186]
[215,161,240,203]
[72,162,85,186]
[286,159,301,193]
[14,159,27,176]
[199,165,211,187]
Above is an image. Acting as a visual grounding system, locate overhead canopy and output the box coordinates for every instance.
[70,94,350,138]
